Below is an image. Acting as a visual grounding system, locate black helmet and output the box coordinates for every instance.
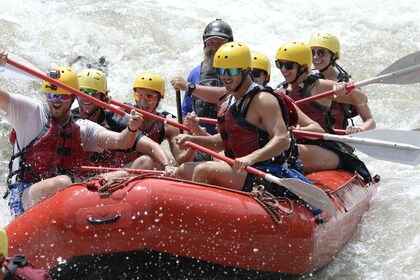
[202,19,233,42]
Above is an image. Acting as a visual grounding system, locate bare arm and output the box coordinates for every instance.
[96,109,143,149]
[171,75,227,104]
[0,87,10,113]
[135,135,172,167]
[294,103,325,133]
[237,92,290,167]
[165,124,196,165]
[175,132,224,153]
[0,51,11,112]
[331,83,376,133]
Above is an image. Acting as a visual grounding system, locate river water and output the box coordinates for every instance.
[0,0,419,279]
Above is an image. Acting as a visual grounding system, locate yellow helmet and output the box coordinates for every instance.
[213,41,251,69]
[133,72,165,98]
[251,51,271,77]
[78,69,107,93]
[275,41,312,68]
[0,227,8,258]
[42,66,79,95]
[309,32,340,59]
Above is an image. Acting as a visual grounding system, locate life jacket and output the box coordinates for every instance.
[7,110,85,187]
[191,60,222,119]
[217,85,294,166]
[137,111,171,144]
[72,108,142,168]
[2,254,52,280]
[318,69,358,129]
[281,74,336,133]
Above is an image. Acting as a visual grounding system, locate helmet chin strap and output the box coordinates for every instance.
[290,66,307,84]
[319,57,337,73]
[233,70,248,92]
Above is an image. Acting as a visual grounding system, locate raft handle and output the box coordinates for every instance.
[87,214,121,225]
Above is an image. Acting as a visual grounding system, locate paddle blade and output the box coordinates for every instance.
[265,174,337,217]
[0,53,43,81]
[376,51,420,84]
[351,129,420,165]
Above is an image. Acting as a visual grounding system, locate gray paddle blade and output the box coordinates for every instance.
[377,51,420,84]
[352,129,420,166]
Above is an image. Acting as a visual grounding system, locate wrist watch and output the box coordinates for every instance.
[187,82,196,96]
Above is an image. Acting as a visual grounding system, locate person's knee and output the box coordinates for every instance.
[55,175,73,188]
[192,163,214,183]
[131,155,156,170]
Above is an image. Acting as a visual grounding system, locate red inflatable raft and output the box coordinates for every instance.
[5,170,377,279]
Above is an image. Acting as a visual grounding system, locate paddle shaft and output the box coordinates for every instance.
[296,56,420,106]
[81,166,164,175]
[6,57,129,118]
[110,99,191,132]
[175,89,183,133]
[292,130,420,151]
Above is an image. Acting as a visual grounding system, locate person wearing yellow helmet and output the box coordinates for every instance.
[274,42,372,182]
[173,41,315,195]
[0,51,143,218]
[131,72,196,166]
[250,51,271,86]
[309,32,376,134]
[73,69,172,171]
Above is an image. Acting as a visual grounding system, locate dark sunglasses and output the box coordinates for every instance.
[311,49,326,58]
[275,60,295,70]
[215,68,242,77]
[45,92,73,103]
[80,88,103,99]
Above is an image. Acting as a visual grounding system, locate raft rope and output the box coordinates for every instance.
[250,185,294,225]
[86,174,149,197]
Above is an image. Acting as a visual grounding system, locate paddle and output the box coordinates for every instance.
[0,53,44,81]
[110,99,192,132]
[295,50,420,105]
[1,54,201,135]
[4,55,129,118]
[292,129,420,166]
[81,166,164,175]
[185,141,337,217]
[175,89,183,133]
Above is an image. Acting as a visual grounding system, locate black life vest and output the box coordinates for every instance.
[191,60,222,119]
[217,85,294,166]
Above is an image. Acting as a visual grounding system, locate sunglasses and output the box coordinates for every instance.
[45,92,73,103]
[134,92,157,102]
[275,60,295,70]
[80,88,103,99]
[251,69,263,78]
[215,68,242,77]
[311,49,326,58]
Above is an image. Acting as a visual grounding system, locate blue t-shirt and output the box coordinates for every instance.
[181,65,217,135]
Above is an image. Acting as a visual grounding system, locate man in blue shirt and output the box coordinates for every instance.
[172,19,234,136]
